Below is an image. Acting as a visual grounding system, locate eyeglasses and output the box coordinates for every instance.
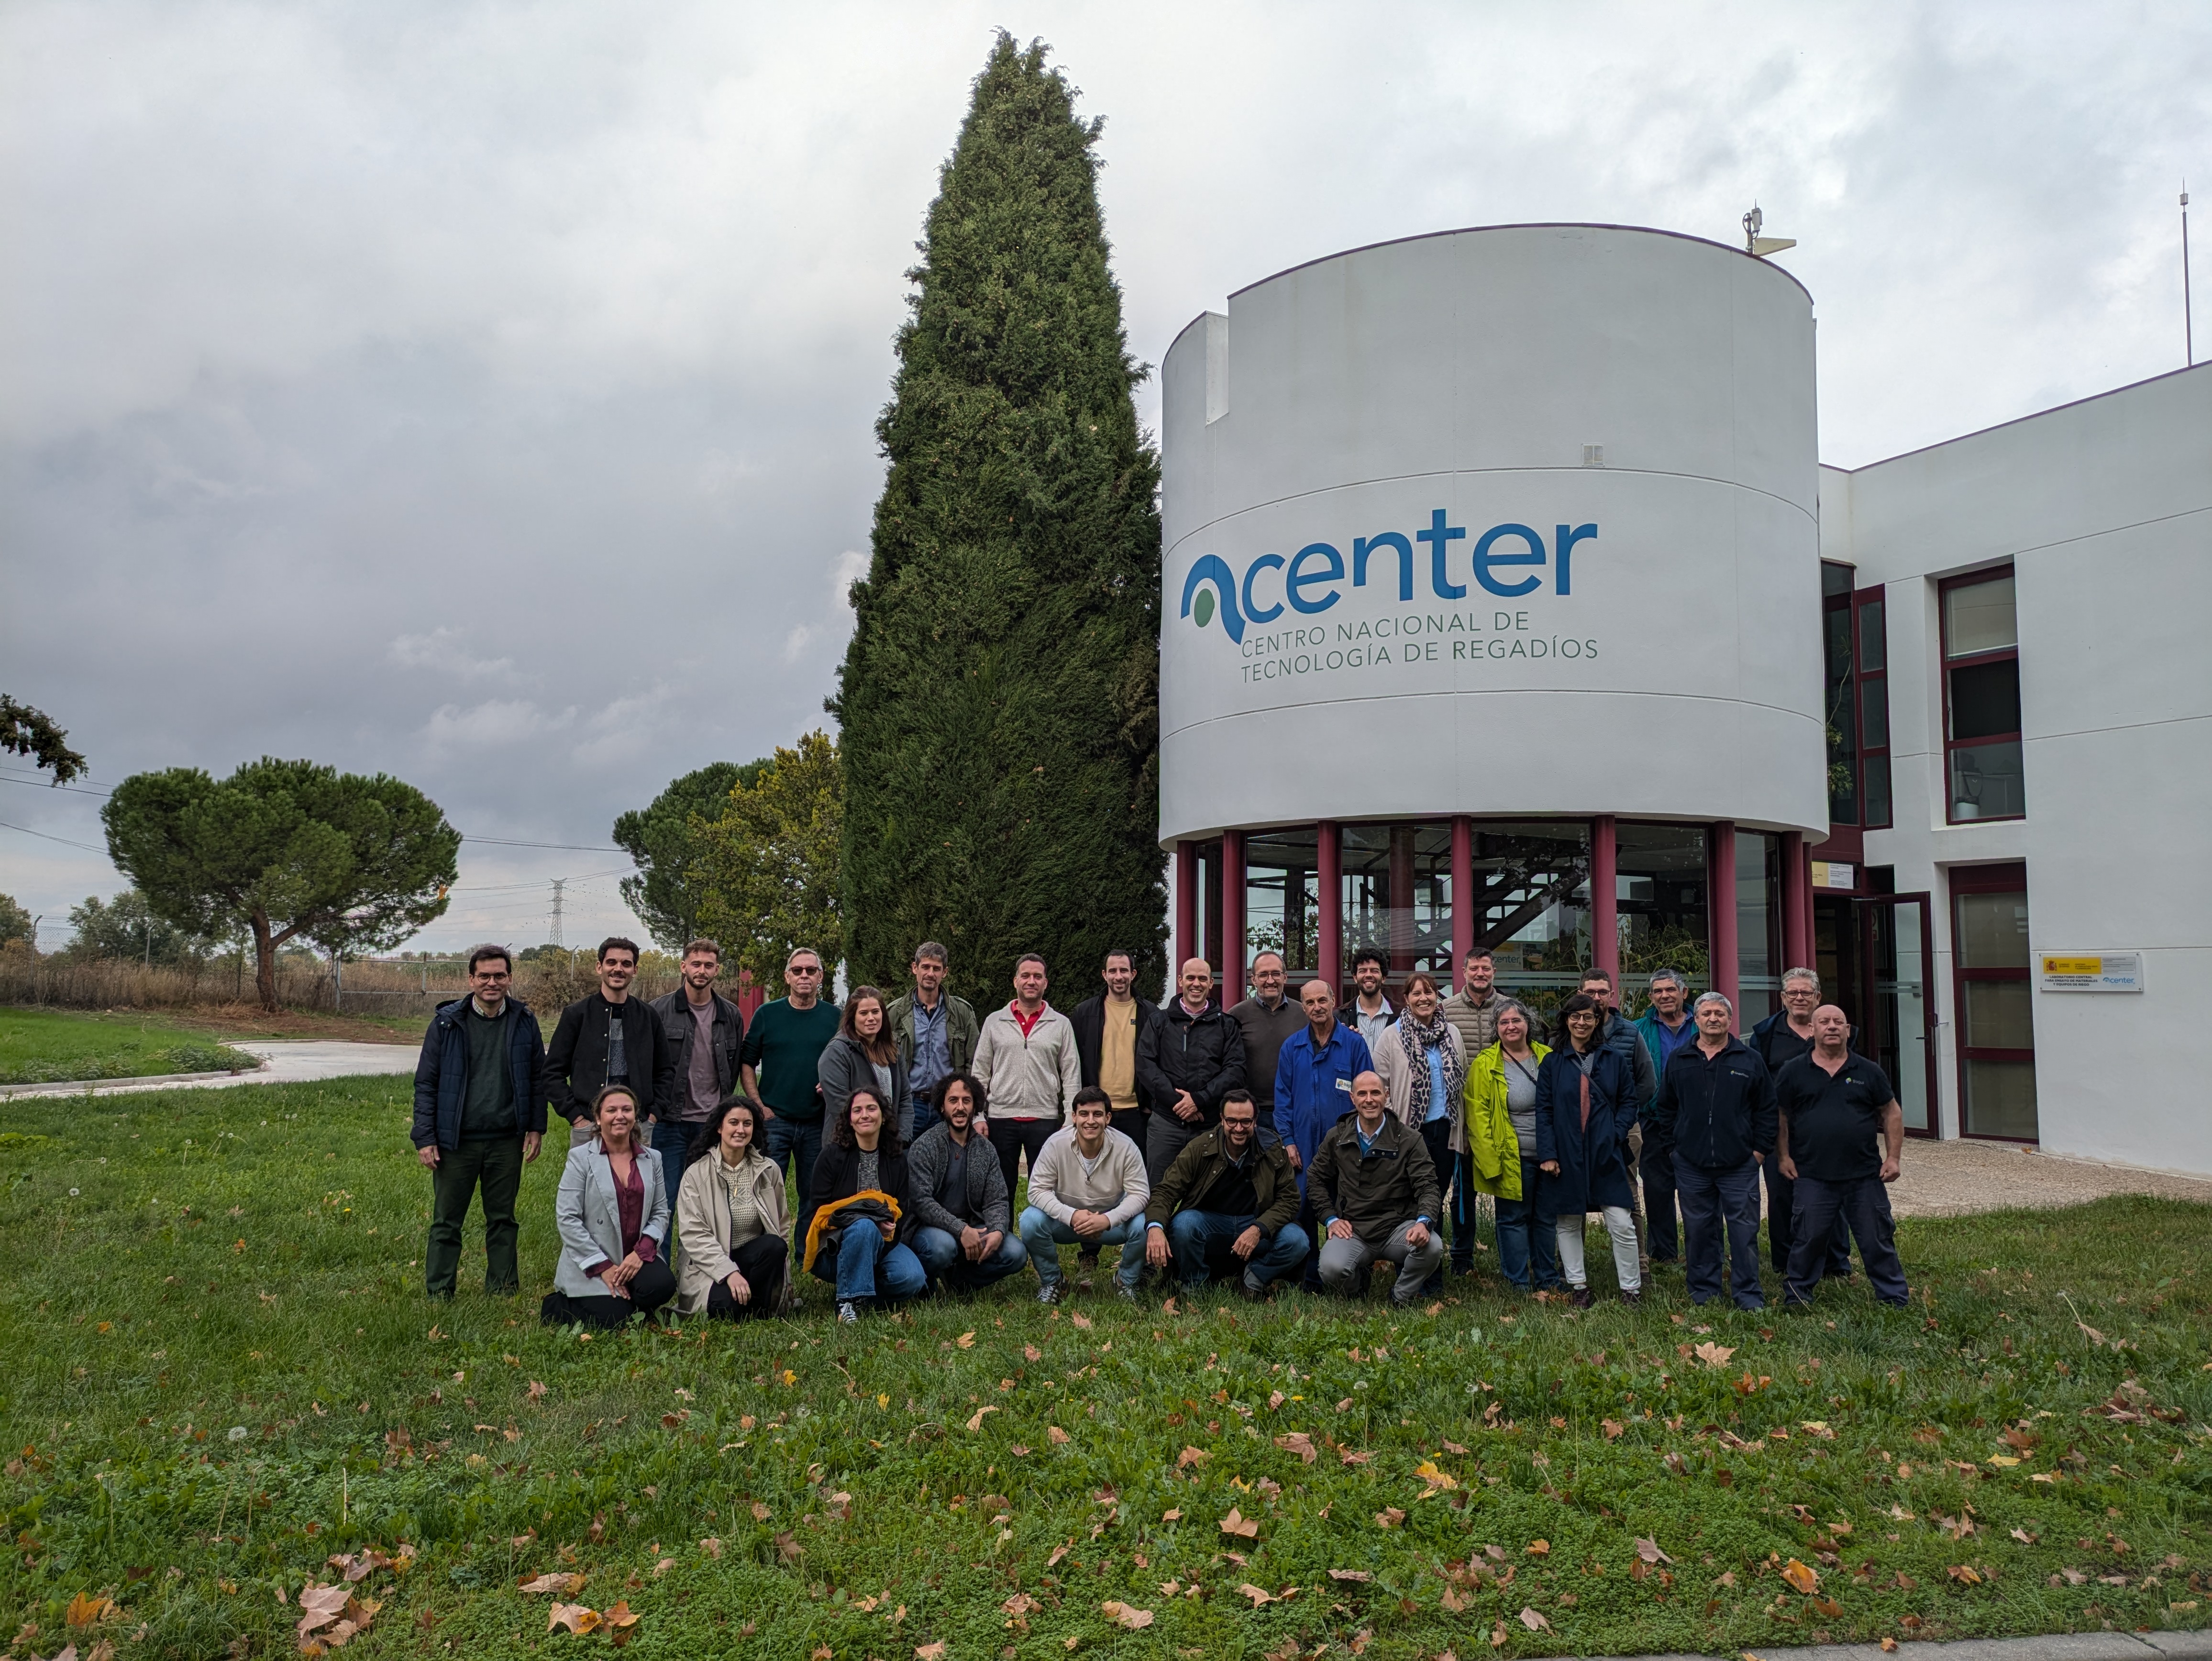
[789,965,821,975]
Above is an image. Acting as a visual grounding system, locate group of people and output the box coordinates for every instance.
[409,933,1910,1328]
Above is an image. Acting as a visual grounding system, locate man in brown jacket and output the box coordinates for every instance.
[1142,1090,1309,1299]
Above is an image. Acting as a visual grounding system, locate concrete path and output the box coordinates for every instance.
[1628,1633,2211,1660]
[0,1039,416,1101]
[1887,1138,2212,1217]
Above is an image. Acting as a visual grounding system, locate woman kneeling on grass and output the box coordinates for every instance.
[542,1085,675,1327]
[674,1096,789,1320]
[1534,992,1641,1309]
[805,1086,926,1324]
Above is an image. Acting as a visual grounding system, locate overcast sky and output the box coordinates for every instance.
[2,1,2205,953]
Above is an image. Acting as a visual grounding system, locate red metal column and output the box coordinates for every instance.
[1711,821,1739,1027]
[1317,821,1342,992]
[1781,831,1810,971]
[1450,816,1475,984]
[1174,841,1197,974]
[1221,829,1246,1005]
[1591,815,1619,984]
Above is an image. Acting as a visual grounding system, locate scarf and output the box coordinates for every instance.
[1398,1011,1464,1122]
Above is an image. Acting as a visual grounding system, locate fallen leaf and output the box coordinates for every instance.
[1442,1439,1468,1454]
[1003,1592,1042,1616]
[1100,1600,1153,1629]
[1339,1447,1372,1466]
[1220,1506,1260,1539]
[697,1539,722,1560]
[1024,1343,1042,1362]
[1373,1507,1406,1529]
[1048,1544,1071,1568]
[66,1594,116,1628]
[1634,1538,1673,1565]
[1692,1340,1736,1368]
[604,1601,641,1648]
[916,1643,948,1660]
[1329,1569,1373,1583]
[1518,1607,1550,1631]
[1602,1418,1626,1440]
[547,1602,601,1635]
[774,1533,802,1564]
[1178,1445,1210,1468]
[1781,1558,1820,1594]
[1276,1432,1317,1464]
[1071,1313,1093,1330]
[956,1330,976,1349]
[1048,1425,1071,1445]
[751,1501,772,1522]
[1161,1508,1182,1523]
[1414,1458,1458,1492]
[966,1405,997,1431]
[1268,1390,1285,1409]
[2011,1528,2039,1545]
[1948,1564,1983,1584]
[1526,1539,1550,1556]
[1238,1583,1277,1606]
[518,1573,587,1596]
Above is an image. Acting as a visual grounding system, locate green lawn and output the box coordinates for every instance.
[1,1078,2207,1660]
[0,1007,258,1085]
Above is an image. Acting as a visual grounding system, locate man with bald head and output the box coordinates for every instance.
[1307,1071,1442,1307]
[1272,978,1373,1291]
[1774,1005,1909,1308]
[1135,957,1247,1186]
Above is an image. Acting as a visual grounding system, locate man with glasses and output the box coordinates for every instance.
[1143,1089,1308,1300]
[741,946,842,1244]
[545,937,677,1149]
[1632,968,1698,1268]
[412,945,549,1298]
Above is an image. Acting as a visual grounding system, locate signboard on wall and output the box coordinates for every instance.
[2038,953,2144,993]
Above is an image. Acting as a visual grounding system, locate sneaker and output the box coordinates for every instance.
[1569,1287,1594,1308]
[837,1300,859,1325]
[1036,1282,1062,1305]
[1115,1283,1140,1304]
[1239,1273,1272,1303]
[1619,1288,1643,1307]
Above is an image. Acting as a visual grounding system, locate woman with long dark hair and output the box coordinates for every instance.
[806,1086,927,1323]
[673,1096,789,1320]
[818,985,912,1140]
[1534,992,1642,1307]
[542,1084,675,1327]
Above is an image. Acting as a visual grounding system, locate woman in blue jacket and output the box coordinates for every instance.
[1534,992,1643,1307]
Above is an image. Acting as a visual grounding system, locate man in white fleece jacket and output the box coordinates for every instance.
[1018,1088,1150,1302]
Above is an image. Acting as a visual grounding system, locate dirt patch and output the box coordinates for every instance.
[75,1003,420,1046]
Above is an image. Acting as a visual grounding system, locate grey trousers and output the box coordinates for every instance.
[1317,1220,1443,1304]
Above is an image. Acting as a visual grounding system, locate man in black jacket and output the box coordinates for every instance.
[411,945,549,1298]
[1648,991,1776,1310]
[1135,958,1247,1186]
[649,938,747,1201]
[1070,948,1163,1149]
[543,937,678,1148]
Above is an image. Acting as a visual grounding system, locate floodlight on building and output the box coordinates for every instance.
[1743,204,1797,259]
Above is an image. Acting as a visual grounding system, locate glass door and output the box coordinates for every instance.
[1859,895,1937,1135]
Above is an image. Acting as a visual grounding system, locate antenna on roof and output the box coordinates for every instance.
[2184,182,2195,367]
[1743,204,1797,259]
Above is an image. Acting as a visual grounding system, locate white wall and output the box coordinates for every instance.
[1839,363,2212,1173]
[1158,225,1829,844]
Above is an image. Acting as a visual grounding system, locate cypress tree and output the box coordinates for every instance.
[831,33,1166,999]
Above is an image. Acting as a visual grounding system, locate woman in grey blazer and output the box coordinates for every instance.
[540,1085,676,1328]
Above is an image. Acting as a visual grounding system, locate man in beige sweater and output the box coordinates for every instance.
[972,953,1084,1204]
[1018,1089,1151,1302]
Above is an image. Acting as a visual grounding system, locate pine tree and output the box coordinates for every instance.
[831,33,1166,1000]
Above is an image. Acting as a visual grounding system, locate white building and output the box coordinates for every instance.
[1155,223,2212,1174]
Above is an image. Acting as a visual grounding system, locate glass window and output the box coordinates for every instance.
[1953,875,2035,1140]
[1617,823,1709,1013]
[1466,821,1590,1020]
[1340,822,1452,978]
[1948,659,2021,742]
[1944,575,2017,658]
[1244,827,1320,977]
[1862,754,1893,828]
[1858,598,1886,672]
[1735,829,1781,1029]
[1824,594,1858,824]
[1859,677,1890,751]
[1954,891,2031,968]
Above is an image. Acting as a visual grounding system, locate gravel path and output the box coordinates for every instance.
[1886,1138,2212,1218]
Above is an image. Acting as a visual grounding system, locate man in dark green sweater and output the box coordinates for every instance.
[411,945,549,1298]
[740,945,841,1243]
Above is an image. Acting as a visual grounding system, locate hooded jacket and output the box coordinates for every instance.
[411,996,550,1151]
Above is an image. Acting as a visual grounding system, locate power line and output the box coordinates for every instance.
[0,819,109,853]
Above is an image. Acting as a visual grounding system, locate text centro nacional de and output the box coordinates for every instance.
[1179,509,1601,683]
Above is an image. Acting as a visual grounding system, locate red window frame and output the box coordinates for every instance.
[1939,567,2024,825]
[1853,585,1892,830]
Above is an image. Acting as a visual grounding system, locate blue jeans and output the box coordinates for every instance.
[1678,1157,1766,1309]
[1494,1156,1561,1290]
[1018,1207,1145,1290]
[912,1224,1029,1291]
[810,1222,927,1306]
[764,1115,824,1243]
[1162,1212,1311,1291]
[650,1119,695,1220]
[1785,1175,1909,1307]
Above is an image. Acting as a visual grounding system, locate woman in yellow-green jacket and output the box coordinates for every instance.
[1461,999,1562,1293]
